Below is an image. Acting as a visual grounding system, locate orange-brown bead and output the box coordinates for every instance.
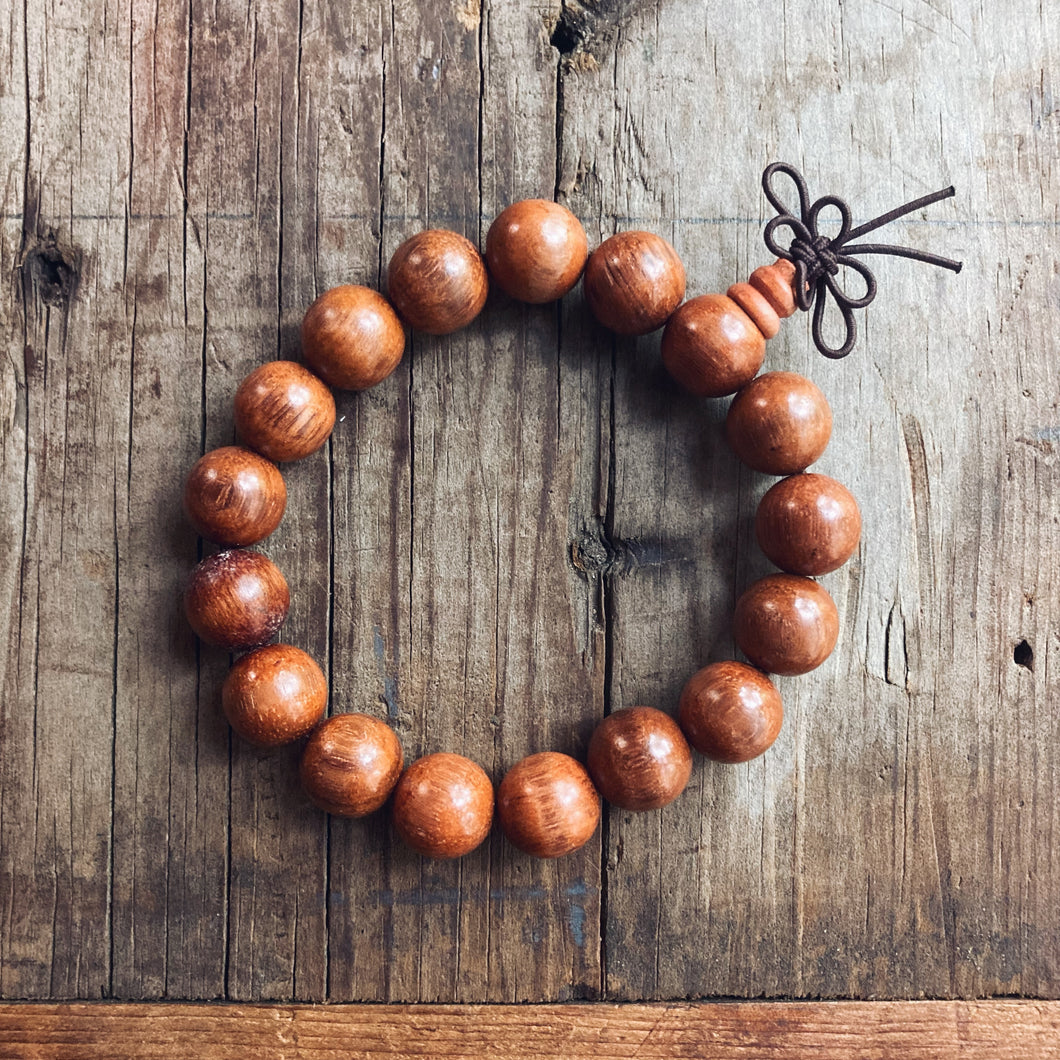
[485,199,588,304]
[234,360,336,463]
[301,285,406,391]
[727,282,780,339]
[755,473,861,575]
[678,661,783,764]
[387,230,488,334]
[182,445,286,547]
[300,714,404,817]
[222,644,327,749]
[748,259,798,318]
[583,231,685,335]
[726,371,833,475]
[183,549,290,651]
[586,706,692,811]
[661,294,765,397]
[733,573,839,676]
[497,752,600,858]
[391,752,494,859]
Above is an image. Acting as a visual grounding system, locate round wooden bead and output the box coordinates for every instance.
[222,644,327,749]
[583,231,685,335]
[748,259,798,318]
[726,371,833,475]
[496,752,600,858]
[755,473,861,576]
[182,446,286,548]
[300,714,404,817]
[733,573,839,676]
[391,752,494,859]
[234,360,336,462]
[678,661,783,763]
[661,294,765,397]
[301,285,406,391]
[485,199,588,303]
[386,230,488,334]
[183,549,290,651]
[586,706,692,811]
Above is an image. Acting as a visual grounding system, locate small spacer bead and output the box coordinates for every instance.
[749,259,798,318]
[727,282,780,339]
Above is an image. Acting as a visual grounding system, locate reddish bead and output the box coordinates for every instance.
[234,360,336,462]
[661,294,765,397]
[222,644,327,749]
[485,199,588,303]
[748,259,798,318]
[726,282,780,339]
[726,371,833,475]
[733,573,839,676]
[586,706,692,811]
[301,285,406,391]
[583,231,686,335]
[183,549,290,651]
[391,752,494,859]
[300,714,404,817]
[497,752,600,858]
[755,473,861,575]
[678,661,783,763]
[387,230,488,334]
[182,445,286,547]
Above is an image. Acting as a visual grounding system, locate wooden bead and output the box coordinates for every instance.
[222,644,327,749]
[300,713,404,817]
[234,360,336,462]
[485,199,588,303]
[182,446,286,547]
[183,549,290,651]
[726,371,833,475]
[733,573,838,676]
[678,661,783,764]
[726,282,780,339]
[748,258,797,318]
[586,706,692,811]
[386,230,488,334]
[583,231,685,335]
[391,752,494,859]
[661,294,765,397]
[755,473,862,575]
[497,752,600,858]
[301,285,405,391]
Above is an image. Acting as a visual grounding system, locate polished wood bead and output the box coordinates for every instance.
[182,446,286,547]
[678,661,783,763]
[300,713,404,817]
[301,285,406,391]
[496,752,600,858]
[586,706,692,811]
[726,371,833,475]
[726,282,780,339]
[583,231,685,335]
[386,230,488,334]
[661,294,765,397]
[748,258,798,318]
[183,549,290,651]
[733,573,839,676]
[222,644,327,749]
[391,752,494,859]
[755,473,861,575]
[485,199,588,304]
[234,360,336,462]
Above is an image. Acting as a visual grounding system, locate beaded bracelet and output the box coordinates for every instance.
[179,164,959,861]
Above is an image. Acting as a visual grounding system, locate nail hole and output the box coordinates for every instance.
[1014,639,1034,671]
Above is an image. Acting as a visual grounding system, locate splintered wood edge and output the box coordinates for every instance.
[1,1001,1059,1058]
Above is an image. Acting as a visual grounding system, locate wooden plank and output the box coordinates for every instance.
[2,1001,1060,1058]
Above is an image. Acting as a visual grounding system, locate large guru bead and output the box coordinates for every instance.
[755,473,862,575]
[182,445,286,547]
[183,549,290,651]
[733,573,839,676]
[222,644,327,749]
[391,752,494,859]
[485,199,588,303]
[496,752,601,858]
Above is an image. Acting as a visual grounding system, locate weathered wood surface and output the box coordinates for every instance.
[0,0,1057,1003]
